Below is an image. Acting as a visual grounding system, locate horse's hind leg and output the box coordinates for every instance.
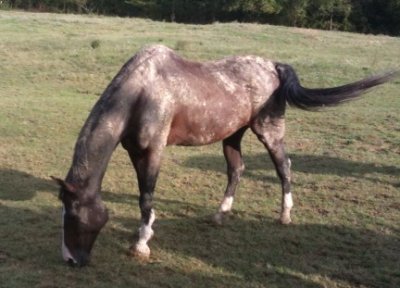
[251,118,293,224]
[126,146,163,259]
[214,127,247,225]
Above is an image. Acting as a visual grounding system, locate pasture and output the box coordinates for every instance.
[0,10,399,288]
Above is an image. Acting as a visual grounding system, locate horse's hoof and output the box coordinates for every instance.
[279,216,292,225]
[213,213,224,225]
[129,243,151,261]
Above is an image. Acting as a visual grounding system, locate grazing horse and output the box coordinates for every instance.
[52,44,397,267]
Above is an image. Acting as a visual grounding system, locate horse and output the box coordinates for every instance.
[52,44,397,267]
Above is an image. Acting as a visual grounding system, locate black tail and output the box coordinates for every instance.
[275,63,398,111]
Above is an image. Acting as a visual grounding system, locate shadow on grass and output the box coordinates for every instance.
[183,153,400,185]
[115,206,399,288]
[0,169,54,201]
[1,170,399,287]
[0,168,133,203]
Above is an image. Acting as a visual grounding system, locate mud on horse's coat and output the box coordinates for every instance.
[53,45,397,266]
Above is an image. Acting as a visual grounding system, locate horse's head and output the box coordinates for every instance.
[51,177,109,267]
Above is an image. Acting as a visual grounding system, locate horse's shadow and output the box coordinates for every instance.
[0,169,54,201]
[1,169,399,287]
[182,152,400,186]
[112,199,399,288]
[0,167,135,204]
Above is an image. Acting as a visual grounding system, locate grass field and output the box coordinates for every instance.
[0,10,399,288]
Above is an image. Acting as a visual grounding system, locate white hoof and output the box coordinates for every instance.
[280,214,292,225]
[131,242,151,260]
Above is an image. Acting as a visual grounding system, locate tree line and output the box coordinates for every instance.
[3,0,400,36]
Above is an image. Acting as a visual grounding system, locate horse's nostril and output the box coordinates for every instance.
[67,258,77,267]
[66,255,89,267]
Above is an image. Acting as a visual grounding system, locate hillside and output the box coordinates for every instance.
[0,11,399,288]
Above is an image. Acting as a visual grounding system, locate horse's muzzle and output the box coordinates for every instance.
[66,251,90,268]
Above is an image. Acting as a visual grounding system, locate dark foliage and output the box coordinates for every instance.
[2,0,399,36]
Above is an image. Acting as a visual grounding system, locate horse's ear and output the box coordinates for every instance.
[50,176,78,193]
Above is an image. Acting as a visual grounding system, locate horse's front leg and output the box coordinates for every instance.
[214,128,247,225]
[127,148,162,259]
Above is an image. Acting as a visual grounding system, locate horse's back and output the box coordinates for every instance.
[120,45,280,147]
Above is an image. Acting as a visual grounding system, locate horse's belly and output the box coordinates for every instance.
[167,126,238,146]
[167,108,249,146]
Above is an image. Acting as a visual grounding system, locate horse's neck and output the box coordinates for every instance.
[66,61,134,194]
[67,110,123,194]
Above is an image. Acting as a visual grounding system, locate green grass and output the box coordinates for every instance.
[1,10,399,288]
